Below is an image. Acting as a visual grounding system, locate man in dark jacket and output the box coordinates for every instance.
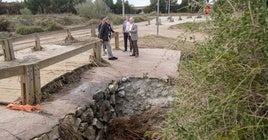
[98,17,107,55]
[99,17,118,60]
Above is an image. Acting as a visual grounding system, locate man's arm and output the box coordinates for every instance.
[122,21,126,32]
[129,24,137,33]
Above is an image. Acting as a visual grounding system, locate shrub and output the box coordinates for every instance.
[19,8,34,26]
[45,23,63,31]
[88,19,100,26]
[20,8,32,15]
[0,17,10,31]
[134,16,146,23]
[162,0,268,140]
[149,11,157,16]
[38,19,63,31]
[111,17,124,25]
[16,26,43,35]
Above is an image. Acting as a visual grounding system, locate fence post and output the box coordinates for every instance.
[33,33,42,51]
[2,39,15,61]
[91,26,96,37]
[20,64,41,105]
[114,32,119,50]
[93,42,102,62]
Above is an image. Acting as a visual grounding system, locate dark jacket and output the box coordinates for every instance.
[97,22,102,38]
[99,22,114,41]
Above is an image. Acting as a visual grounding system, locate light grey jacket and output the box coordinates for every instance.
[129,24,138,41]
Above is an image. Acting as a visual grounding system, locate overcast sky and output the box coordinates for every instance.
[2,0,183,6]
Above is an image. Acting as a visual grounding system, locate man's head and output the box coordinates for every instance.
[101,17,107,22]
[125,15,130,21]
[129,17,135,24]
[105,17,110,23]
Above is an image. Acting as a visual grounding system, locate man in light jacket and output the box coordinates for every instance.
[128,17,139,57]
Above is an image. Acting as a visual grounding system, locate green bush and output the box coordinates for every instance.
[16,26,43,35]
[88,19,100,26]
[20,8,32,15]
[38,19,63,31]
[163,0,268,140]
[111,17,124,25]
[134,16,146,23]
[0,17,10,31]
[43,22,63,31]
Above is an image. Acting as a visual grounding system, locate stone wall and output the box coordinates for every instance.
[33,79,120,140]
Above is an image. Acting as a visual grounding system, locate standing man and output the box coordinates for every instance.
[98,17,106,55]
[99,17,118,60]
[128,17,139,57]
[122,16,131,52]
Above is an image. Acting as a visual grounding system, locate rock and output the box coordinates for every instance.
[86,100,95,109]
[81,108,94,123]
[121,76,129,82]
[62,114,76,126]
[88,100,97,113]
[95,129,104,140]
[99,100,111,122]
[78,122,88,132]
[103,89,111,100]
[73,118,82,132]
[110,94,116,106]
[118,90,125,98]
[117,86,125,91]
[92,118,103,130]
[108,81,118,94]
[93,90,104,102]
[75,106,86,117]
[82,126,96,140]
[39,134,49,140]
[47,126,59,140]
[102,111,112,123]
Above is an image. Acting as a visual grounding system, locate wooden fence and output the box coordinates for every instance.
[0,27,120,105]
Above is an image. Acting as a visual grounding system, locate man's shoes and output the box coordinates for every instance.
[108,57,118,60]
[130,54,135,56]
[123,50,127,52]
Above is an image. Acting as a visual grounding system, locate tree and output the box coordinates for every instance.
[24,0,50,14]
[113,0,122,14]
[103,0,114,8]
[145,0,179,13]
[75,0,110,19]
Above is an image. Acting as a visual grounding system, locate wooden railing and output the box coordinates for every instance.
[0,27,120,105]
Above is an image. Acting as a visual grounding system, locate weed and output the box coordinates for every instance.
[162,0,268,139]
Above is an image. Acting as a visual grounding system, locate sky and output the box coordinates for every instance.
[2,0,183,7]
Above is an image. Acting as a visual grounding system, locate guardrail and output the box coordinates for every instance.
[0,28,120,105]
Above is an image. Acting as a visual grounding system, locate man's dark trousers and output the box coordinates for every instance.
[123,32,129,51]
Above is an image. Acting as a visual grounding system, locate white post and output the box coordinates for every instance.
[168,0,171,17]
[122,0,125,18]
[157,0,160,36]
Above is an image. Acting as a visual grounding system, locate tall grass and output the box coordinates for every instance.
[162,0,268,139]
